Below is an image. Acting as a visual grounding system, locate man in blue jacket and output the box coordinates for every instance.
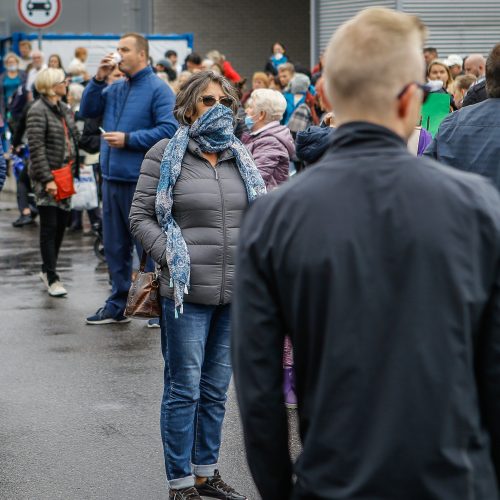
[425,44,500,189]
[80,33,177,324]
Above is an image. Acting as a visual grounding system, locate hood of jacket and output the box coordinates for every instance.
[295,125,335,164]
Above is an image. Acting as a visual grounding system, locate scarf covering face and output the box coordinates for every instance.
[156,103,266,317]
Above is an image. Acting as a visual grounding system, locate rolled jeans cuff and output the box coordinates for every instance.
[192,463,218,477]
[168,475,195,490]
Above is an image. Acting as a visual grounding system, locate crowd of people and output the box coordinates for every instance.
[1,8,500,499]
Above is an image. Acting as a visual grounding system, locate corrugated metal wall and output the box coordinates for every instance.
[317,0,500,58]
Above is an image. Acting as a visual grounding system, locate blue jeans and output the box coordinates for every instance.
[101,179,152,317]
[160,297,232,490]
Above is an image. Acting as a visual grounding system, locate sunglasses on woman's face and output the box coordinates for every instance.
[199,95,234,107]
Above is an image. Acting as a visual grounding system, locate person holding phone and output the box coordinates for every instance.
[80,33,178,325]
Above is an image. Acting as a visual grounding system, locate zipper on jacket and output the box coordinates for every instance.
[107,81,132,176]
[213,165,226,305]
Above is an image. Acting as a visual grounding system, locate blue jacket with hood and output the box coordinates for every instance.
[80,66,177,183]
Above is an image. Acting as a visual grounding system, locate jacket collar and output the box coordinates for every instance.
[187,139,234,162]
[127,65,153,82]
[251,121,280,136]
[40,96,64,116]
[330,121,407,153]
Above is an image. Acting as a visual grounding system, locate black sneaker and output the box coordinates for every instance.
[86,307,131,325]
[169,486,201,499]
[12,214,35,227]
[195,471,247,499]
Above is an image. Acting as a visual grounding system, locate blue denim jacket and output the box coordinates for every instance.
[424,98,500,190]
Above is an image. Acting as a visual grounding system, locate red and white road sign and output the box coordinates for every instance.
[17,0,62,29]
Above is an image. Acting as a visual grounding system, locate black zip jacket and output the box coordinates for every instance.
[232,122,500,500]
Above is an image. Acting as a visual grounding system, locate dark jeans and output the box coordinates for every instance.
[101,179,152,317]
[70,208,101,228]
[17,166,35,213]
[38,206,70,284]
[160,297,232,489]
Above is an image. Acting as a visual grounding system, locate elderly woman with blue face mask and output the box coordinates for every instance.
[130,71,265,500]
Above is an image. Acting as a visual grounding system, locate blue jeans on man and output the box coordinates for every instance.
[160,297,232,490]
[102,179,153,317]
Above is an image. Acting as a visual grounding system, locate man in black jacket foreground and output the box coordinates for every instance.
[232,7,500,500]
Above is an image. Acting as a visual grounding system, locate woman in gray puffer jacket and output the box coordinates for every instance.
[242,88,295,190]
[130,71,265,500]
[27,68,79,297]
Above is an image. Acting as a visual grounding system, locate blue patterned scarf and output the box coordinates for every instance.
[156,104,266,317]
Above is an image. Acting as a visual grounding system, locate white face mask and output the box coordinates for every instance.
[7,65,18,72]
[274,52,284,60]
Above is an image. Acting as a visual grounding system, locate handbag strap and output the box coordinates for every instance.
[61,118,73,161]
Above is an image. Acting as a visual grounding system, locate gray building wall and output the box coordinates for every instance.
[0,0,151,37]
[153,0,311,81]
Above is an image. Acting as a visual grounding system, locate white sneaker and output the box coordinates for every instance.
[48,281,67,297]
[38,272,49,289]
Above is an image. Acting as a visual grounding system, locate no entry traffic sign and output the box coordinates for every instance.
[17,0,62,29]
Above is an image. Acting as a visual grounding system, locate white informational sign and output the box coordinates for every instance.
[34,36,192,75]
[17,0,62,29]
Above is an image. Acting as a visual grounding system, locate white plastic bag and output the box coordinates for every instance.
[71,166,98,210]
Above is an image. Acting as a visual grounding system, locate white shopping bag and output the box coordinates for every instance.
[71,166,98,210]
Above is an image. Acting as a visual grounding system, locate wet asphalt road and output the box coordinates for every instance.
[0,194,300,500]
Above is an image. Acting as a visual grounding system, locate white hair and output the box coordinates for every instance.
[68,83,84,103]
[248,89,287,122]
[67,60,86,75]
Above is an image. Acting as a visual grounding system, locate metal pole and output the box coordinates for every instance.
[37,29,42,50]
[310,0,318,69]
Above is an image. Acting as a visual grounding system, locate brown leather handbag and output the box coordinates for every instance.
[125,252,161,319]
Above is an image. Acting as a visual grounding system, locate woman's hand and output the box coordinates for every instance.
[45,180,58,197]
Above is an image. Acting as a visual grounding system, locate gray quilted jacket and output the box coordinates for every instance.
[130,138,248,305]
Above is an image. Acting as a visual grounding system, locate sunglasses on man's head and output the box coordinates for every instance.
[198,95,234,107]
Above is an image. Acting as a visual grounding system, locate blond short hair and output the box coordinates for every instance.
[35,68,66,96]
[248,89,287,122]
[324,7,426,118]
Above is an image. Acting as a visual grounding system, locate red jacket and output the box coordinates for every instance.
[222,61,241,83]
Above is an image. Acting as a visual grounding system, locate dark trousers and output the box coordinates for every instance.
[70,208,101,228]
[38,206,70,285]
[102,179,152,317]
[17,167,34,213]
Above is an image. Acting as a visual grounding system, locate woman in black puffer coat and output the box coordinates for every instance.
[27,68,80,297]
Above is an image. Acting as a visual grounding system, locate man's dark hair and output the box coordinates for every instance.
[121,32,149,59]
[185,52,202,65]
[165,50,177,59]
[485,43,500,98]
[424,47,438,55]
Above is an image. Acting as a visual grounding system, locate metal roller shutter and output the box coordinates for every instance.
[317,0,396,54]
[315,1,500,60]
[402,1,500,56]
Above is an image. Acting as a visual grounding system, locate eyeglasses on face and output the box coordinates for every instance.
[198,95,234,107]
[397,81,439,104]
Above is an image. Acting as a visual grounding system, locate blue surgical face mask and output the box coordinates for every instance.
[244,115,255,130]
[72,75,84,84]
[7,65,18,72]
